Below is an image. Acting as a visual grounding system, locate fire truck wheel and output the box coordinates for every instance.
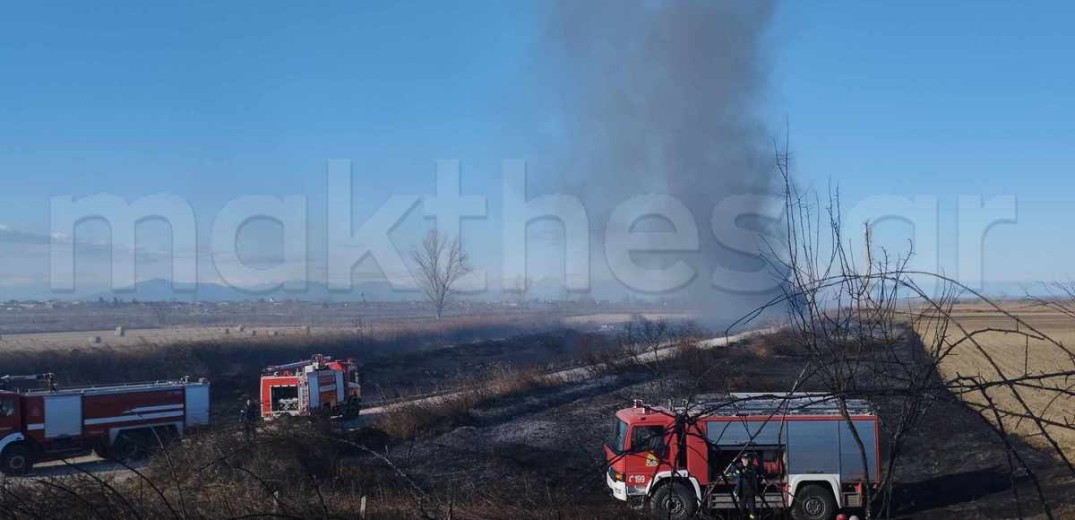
[791,484,837,520]
[649,481,697,520]
[111,433,147,463]
[0,443,33,476]
[93,442,112,460]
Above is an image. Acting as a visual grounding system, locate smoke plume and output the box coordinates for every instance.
[545,0,781,324]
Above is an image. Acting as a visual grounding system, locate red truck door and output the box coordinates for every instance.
[623,424,671,489]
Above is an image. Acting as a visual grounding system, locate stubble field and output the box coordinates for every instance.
[915,300,1075,455]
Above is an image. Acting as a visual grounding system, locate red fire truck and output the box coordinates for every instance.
[0,373,210,476]
[259,354,361,420]
[604,393,881,520]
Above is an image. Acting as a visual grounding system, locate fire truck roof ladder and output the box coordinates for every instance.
[669,393,874,417]
[262,354,333,374]
[0,373,56,391]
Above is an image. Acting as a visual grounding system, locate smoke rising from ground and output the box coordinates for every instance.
[545,1,782,323]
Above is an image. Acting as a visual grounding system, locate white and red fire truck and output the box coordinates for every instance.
[259,354,361,420]
[604,393,882,520]
[0,373,210,476]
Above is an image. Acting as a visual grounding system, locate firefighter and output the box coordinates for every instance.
[239,398,259,438]
[727,452,761,519]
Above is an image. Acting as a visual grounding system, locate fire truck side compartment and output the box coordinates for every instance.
[184,383,210,427]
[305,370,319,410]
[44,394,82,438]
[705,417,878,482]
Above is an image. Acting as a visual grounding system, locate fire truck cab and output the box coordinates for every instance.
[259,354,361,420]
[0,374,210,476]
[604,394,881,520]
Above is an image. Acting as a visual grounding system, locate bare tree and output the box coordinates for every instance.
[620,315,671,378]
[412,230,472,320]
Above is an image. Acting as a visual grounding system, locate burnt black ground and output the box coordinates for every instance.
[372,340,1075,519]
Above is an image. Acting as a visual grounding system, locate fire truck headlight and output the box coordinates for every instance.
[607,467,625,482]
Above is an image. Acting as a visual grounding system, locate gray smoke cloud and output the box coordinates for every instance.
[545,0,783,324]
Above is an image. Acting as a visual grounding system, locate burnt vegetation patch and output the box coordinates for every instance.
[1,321,1073,519]
[0,316,603,411]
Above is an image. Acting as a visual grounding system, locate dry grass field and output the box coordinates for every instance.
[0,312,689,351]
[0,325,334,350]
[914,300,1075,455]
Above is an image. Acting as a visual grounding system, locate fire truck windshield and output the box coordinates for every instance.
[608,418,628,454]
[0,396,14,417]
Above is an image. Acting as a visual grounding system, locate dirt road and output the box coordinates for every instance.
[357,327,768,417]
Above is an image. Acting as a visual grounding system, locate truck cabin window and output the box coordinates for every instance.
[0,397,15,417]
[630,425,667,454]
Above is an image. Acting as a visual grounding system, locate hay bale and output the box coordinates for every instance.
[115,326,126,337]
[89,336,101,344]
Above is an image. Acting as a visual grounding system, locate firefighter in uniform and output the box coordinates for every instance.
[239,398,259,439]
[727,452,761,519]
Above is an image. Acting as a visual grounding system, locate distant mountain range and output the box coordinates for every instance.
[84,279,413,302]
[9,276,1052,304]
[67,276,642,303]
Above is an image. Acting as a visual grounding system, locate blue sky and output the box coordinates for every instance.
[772,3,1074,198]
[770,3,1075,288]
[0,2,1073,297]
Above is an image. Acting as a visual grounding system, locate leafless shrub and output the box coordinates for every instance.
[619,315,670,374]
[727,139,1075,518]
